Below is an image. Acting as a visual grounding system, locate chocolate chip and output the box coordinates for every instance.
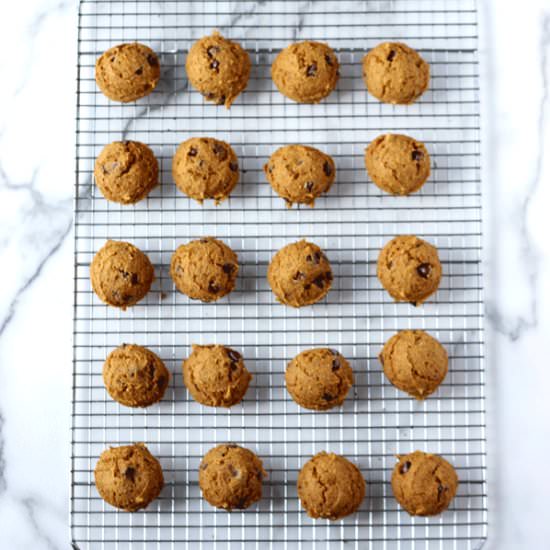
[229,162,238,172]
[292,271,305,281]
[157,376,166,388]
[227,349,241,362]
[210,60,220,71]
[206,46,220,58]
[110,56,116,63]
[387,50,396,62]
[188,147,198,157]
[124,467,136,482]
[208,281,220,293]
[256,470,263,481]
[323,161,332,177]
[223,263,235,274]
[203,92,216,100]
[135,67,143,75]
[200,238,209,243]
[314,252,321,264]
[306,63,317,77]
[313,276,325,289]
[226,443,238,448]
[229,465,238,477]
[235,497,247,509]
[325,271,333,282]
[322,393,333,401]
[230,362,238,371]
[324,54,333,66]
[212,143,227,160]
[304,284,311,291]
[411,150,424,161]
[304,181,314,192]
[130,273,139,284]
[416,263,431,278]
[217,95,226,105]
[332,359,340,371]
[400,461,411,474]
[306,255,313,262]
[147,54,158,67]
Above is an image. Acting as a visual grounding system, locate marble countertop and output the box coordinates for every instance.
[0,0,548,548]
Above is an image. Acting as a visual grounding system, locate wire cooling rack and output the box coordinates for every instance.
[71,1,487,548]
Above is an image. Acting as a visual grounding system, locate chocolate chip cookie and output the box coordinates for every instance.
[264,145,336,207]
[172,137,239,203]
[377,235,442,306]
[95,43,161,102]
[90,240,155,310]
[286,348,353,410]
[186,31,251,108]
[199,444,266,511]
[271,41,339,103]
[391,451,458,516]
[170,237,238,302]
[94,443,164,512]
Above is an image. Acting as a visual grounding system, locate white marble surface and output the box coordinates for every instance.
[0,0,548,548]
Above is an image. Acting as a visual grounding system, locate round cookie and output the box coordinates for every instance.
[286,348,353,411]
[94,141,159,204]
[377,235,442,306]
[172,137,239,203]
[379,330,448,399]
[183,344,251,407]
[186,31,251,108]
[103,344,170,407]
[362,42,429,105]
[267,240,333,308]
[264,145,336,207]
[95,43,160,102]
[170,237,239,302]
[365,134,430,195]
[271,41,339,103]
[90,240,155,310]
[199,444,266,510]
[94,443,164,512]
[391,451,458,516]
[297,452,365,520]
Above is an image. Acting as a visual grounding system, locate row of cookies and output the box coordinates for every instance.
[95,443,458,519]
[96,34,429,106]
[90,236,442,310]
[94,135,430,206]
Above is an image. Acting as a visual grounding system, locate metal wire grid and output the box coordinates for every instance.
[71,1,487,548]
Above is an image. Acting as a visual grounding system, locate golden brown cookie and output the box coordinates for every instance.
[271,41,339,103]
[391,451,458,516]
[362,42,429,105]
[379,330,448,399]
[172,137,239,203]
[199,444,266,510]
[286,348,353,410]
[264,145,336,207]
[90,240,155,310]
[94,141,159,204]
[183,344,251,407]
[267,240,333,308]
[377,235,442,306]
[95,43,161,102]
[103,344,170,407]
[94,443,164,512]
[170,237,238,302]
[365,134,430,195]
[297,452,365,520]
[186,31,250,108]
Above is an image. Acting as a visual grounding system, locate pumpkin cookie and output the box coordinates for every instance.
[264,145,336,207]
[170,237,238,302]
[183,344,251,407]
[94,443,164,512]
[362,42,429,104]
[286,348,353,410]
[297,452,365,520]
[199,444,266,510]
[391,451,458,516]
[172,137,239,203]
[95,43,160,102]
[94,141,159,204]
[90,240,155,310]
[267,240,333,308]
[186,31,250,108]
[365,134,430,195]
[103,344,170,407]
[377,235,442,306]
[271,41,339,103]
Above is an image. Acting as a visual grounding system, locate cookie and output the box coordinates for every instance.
[377,235,442,306]
[286,348,353,410]
[264,145,336,207]
[379,330,448,399]
[186,31,250,108]
[267,240,333,308]
[365,134,430,195]
[95,43,160,102]
[90,240,155,310]
[170,237,238,302]
[94,443,164,512]
[103,344,170,407]
[297,452,365,520]
[94,141,159,204]
[271,41,339,103]
[183,344,251,407]
[199,444,266,510]
[172,137,239,203]
[362,42,429,104]
[391,451,458,516]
